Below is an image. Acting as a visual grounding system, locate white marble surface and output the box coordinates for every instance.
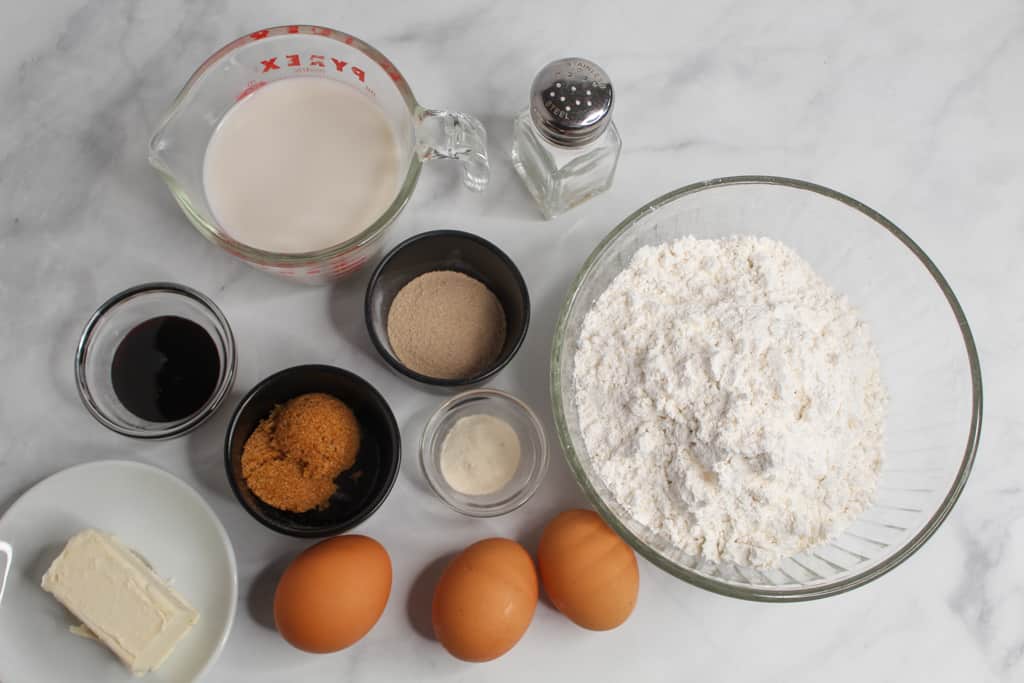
[1,0,1021,681]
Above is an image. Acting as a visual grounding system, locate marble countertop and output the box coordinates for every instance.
[2,1,1021,681]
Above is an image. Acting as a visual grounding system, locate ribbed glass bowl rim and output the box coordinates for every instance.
[549,175,983,602]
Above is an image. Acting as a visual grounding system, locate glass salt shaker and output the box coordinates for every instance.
[512,58,621,219]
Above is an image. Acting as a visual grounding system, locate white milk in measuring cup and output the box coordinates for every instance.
[203,77,402,254]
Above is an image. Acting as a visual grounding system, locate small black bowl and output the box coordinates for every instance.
[224,364,400,537]
[365,229,531,389]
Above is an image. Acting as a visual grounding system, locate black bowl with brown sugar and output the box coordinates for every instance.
[224,364,400,537]
[365,230,531,389]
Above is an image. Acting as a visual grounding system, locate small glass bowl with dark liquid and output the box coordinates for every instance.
[75,283,237,439]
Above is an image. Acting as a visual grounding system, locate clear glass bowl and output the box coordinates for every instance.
[420,389,548,517]
[551,176,982,601]
[75,282,237,439]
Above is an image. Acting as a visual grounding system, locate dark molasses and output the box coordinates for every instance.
[111,315,221,422]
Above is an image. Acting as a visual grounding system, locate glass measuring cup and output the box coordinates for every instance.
[149,25,489,284]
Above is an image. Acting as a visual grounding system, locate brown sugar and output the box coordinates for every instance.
[274,393,360,478]
[386,270,507,380]
[241,393,361,513]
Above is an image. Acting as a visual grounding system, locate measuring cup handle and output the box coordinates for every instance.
[415,108,490,192]
[0,541,11,607]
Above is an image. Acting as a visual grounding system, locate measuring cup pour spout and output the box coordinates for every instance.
[147,95,192,193]
[147,98,212,233]
[147,123,172,178]
[0,540,11,608]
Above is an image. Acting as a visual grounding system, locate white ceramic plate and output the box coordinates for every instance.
[0,460,237,682]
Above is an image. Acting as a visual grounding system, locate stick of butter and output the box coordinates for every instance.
[41,529,199,676]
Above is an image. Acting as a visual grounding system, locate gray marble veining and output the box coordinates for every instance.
[1,1,1022,681]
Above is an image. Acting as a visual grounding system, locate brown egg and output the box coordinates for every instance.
[274,535,391,653]
[538,509,639,630]
[432,538,538,662]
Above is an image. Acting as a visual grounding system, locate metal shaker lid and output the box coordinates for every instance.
[529,58,614,148]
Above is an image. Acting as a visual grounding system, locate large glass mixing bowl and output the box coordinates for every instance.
[551,176,982,601]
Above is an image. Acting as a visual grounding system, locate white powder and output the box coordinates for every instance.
[440,414,522,495]
[573,236,886,568]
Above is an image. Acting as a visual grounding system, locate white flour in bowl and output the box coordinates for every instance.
[572,236,886,568]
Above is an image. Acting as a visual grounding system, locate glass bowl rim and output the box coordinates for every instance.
[549,174,983,601]
[74,281,238,440]
[419,388,550,517]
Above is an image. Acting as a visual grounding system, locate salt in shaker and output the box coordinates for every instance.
[512,58,621,219]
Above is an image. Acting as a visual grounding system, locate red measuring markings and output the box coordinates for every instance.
[235,80,267,101]
[329,255,367,276]
[245,28,402,83]
[258,53,367,82]
[250,26,333,39]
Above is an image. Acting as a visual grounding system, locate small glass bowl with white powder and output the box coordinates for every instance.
[420,389,548,516]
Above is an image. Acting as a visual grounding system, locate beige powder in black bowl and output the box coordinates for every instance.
[386,271,507,380]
